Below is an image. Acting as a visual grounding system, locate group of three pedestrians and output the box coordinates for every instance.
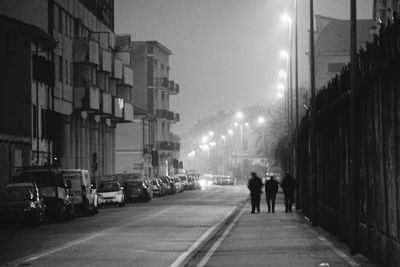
[247,171,296,214]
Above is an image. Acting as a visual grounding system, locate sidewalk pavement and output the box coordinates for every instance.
[199,194,376,267]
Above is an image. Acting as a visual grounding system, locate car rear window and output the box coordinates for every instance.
[98,182,120,192]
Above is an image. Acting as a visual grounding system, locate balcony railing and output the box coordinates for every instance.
[111,97,134,123]
[157,141,180,152]
[123,102,134,122]
[100,50,112,73]
[100,91,112,115]
[173,113,180,123]
[73,39,99,65]
[156,109,174,121]
[74,85,100,111]
[170,83,180,95]
[156,77,169,89]
[111,58,123,80]
[120,65,133,86]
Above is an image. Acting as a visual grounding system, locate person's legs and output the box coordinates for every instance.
[250,194,256,213]
[288,192,294,212]
[255,195,261,213]
[266,194,271,212]
[271,194,276,213]
[284,193,289,212]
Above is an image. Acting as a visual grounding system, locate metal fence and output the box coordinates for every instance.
[296,20,400,266]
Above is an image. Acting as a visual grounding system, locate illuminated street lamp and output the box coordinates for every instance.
[257,116,265,124]
[228,129,233,136]
[201,135,209,143]
[236,111,244,120]
[234,122,239,127]
[279,70,287,79]
[208,131,214,137]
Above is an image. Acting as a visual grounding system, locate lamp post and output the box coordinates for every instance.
[257,116,267,176]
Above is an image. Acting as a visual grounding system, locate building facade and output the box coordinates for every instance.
[374,0,400,24]
[314,15,374,89]
[115,41,180,177]
[0,0,136,185]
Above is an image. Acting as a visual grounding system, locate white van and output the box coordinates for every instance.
[62,169,98,215]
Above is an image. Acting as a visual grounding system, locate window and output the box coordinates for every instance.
[65,60,68,84]
[32,105,37,138]
[65,14,69,37]
[328,63,345,73]
[58,56,63,82]
[70,62,73,85]
[58,6,63,33]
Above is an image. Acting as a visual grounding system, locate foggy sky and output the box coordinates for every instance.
[115,0,373,134]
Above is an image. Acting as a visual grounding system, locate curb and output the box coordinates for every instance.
[171,198,248,267]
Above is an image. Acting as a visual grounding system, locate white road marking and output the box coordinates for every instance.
[169,206,236,267]
[10,206,175,265]
[195,206,246,267]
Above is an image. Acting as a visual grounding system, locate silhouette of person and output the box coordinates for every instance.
[248,172,263,213]
[281,171,296,212]
[265,175,279,213]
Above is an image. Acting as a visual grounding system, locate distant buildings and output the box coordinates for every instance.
[314,15,374,89]
[0,0,180,185]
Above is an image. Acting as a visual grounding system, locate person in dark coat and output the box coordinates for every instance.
[265,175,279,213]
[248,172,263,213]
[281,171,296,212]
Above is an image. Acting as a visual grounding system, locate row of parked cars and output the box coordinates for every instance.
[0,167,200,226]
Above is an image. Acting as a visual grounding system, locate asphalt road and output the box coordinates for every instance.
[0,185,249,267]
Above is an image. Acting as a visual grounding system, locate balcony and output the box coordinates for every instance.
[143,144,152,155]
[157,141,180,152]
[156,109,174,121]
[111,58,123,80]
[100,50,112,73]
[170,83,180,95]
[73,39,99,65]
[74,86,100,112]
[112,96,124,119]
[173,113,180,123]
[119,65,133,86]
[111,97,134,123]
[156,77,168,89]
[123,102,134,122]
[100,91,112,115]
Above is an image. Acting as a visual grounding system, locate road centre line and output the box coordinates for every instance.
[169,206,237,267]
[10,206,175,265]
[195,205,246,267]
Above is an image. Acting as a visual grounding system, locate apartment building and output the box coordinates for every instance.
[115,41,180,177]
[0,0,134,184]
[374,0,400,24]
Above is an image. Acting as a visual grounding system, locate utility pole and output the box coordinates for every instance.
[295,0,300,210]
[309,0,318,226]
[350,0,359,254]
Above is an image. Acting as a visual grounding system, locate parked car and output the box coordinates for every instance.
[13,166,74,221]
[220,176,234,185]
[177,175,189,190]
[159,176,173,194]
[123,179,153,202]
[62,169,98,215]
[187,176,196,190]
[173,177,183,192]
[151,179,165,197]
[97,181,125,207]
[0,182,46,226]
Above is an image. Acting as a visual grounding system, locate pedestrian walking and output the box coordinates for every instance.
[248,172,263,213]
[265,175,279,213]
[281,171,296,212]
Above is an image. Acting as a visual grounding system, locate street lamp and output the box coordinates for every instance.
[201,135,209,143]
[236,111,244,120]
[257,116,265,124]
[208,131,214,137]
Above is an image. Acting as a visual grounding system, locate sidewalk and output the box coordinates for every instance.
[196,194,376,267]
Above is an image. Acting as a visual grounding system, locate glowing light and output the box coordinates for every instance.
[118,98,124,109]
[257,117,265,124]
[235,111,244,120]
[280,13,292,24]
[234,122,239,127]
[209,141,216,146]
[208,131,214,137]
[279,70,287,79]
[201,136,209,143]
[280,50,289,59]
[277,83,285,91]
[245,122,249,127]
[277,92,284,98]
[228,129,234,136]
[221,135,226,140]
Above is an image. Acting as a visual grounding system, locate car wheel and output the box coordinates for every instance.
[119,197,125,207]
